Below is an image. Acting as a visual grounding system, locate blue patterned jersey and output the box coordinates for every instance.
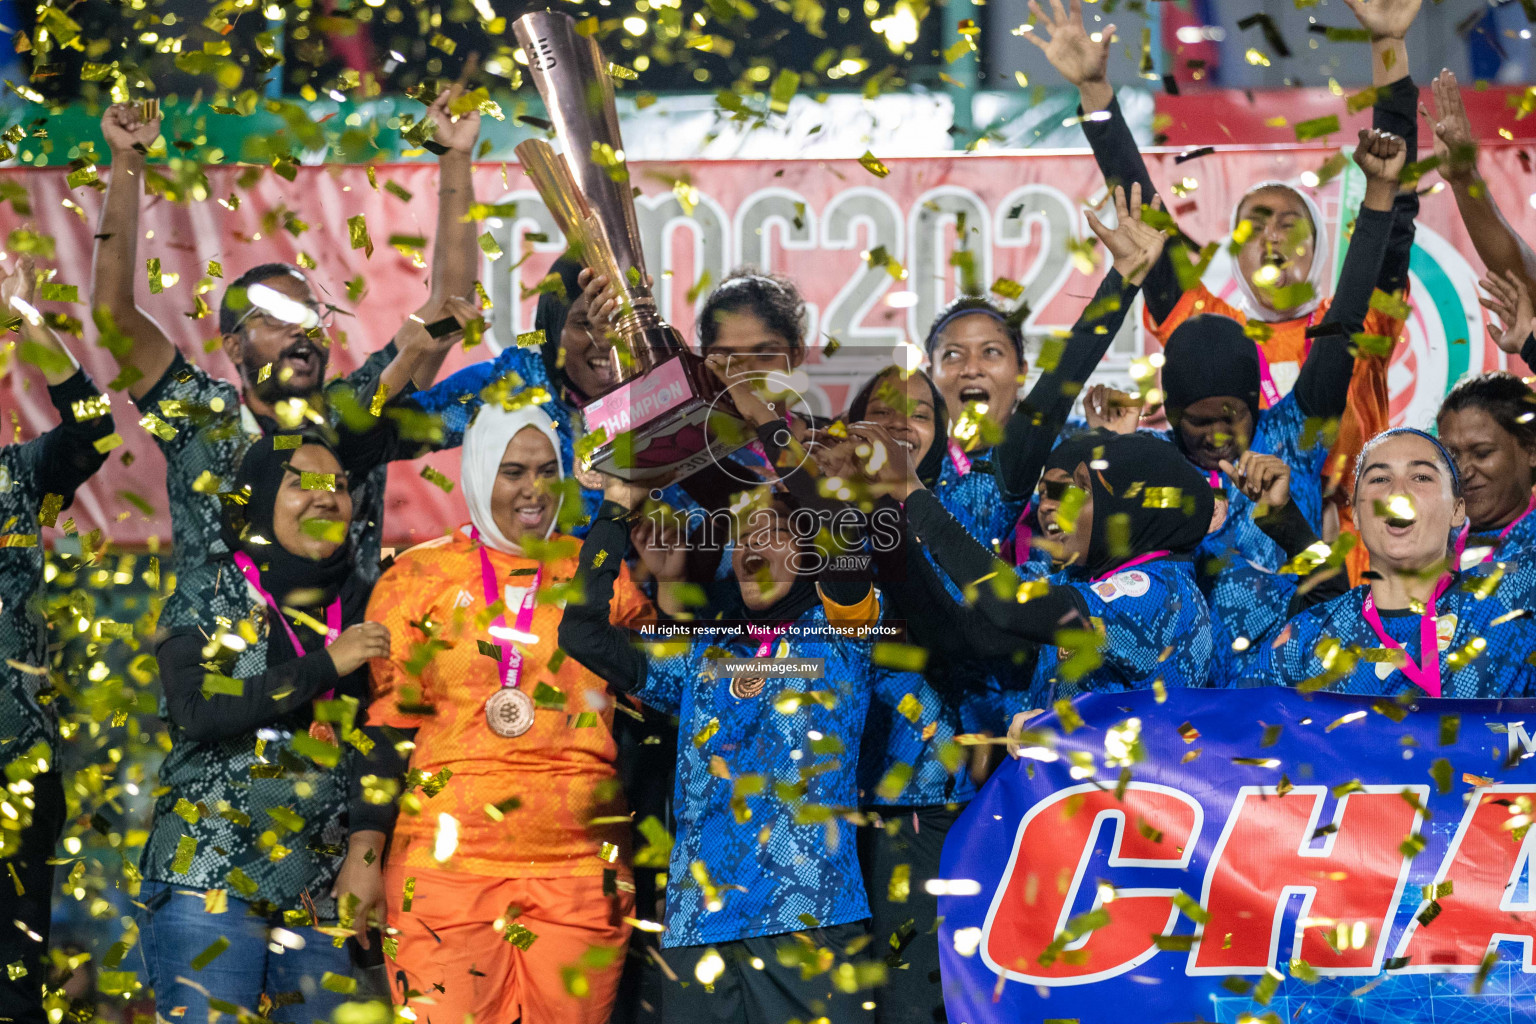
[1459,503,1536,570]
[1200,561,1299,688]
[1196,394,1330,572]
[1027,559,1213,708]
[859,666,976,807]
[1254,563,1536,697]
[411,346,603,530]
[637,599,880,947]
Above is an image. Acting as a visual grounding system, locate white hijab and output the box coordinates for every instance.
[461,403,566,555]
[1228,180,1330,324]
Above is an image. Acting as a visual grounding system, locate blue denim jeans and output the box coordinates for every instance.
[137,880,355,1024]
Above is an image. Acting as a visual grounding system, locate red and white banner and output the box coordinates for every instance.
[1,144,1529,547]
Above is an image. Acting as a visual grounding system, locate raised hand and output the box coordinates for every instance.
[327,622,391,677]
[567,268,620,342]
[1479,269,1535,355]
[1340,0,1421,40]
[101,102,161,154]
[1082,383,1141,434]
[0,255,38,314]
[1353,128,1408,184]
[1022,0,1114,91]
[1218,450,1292,510]
[426,79,481,155]
[847,421,923,500]
[1420,69,1477,186]
[1084,183,1168,286]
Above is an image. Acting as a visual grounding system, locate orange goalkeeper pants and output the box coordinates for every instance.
[384,860,634,1024]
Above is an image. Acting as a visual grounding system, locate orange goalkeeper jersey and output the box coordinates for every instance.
[365,528,655,879]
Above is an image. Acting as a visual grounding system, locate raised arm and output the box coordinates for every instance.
[92,104,175,402]
[904,487,1089,645]
[1293,130,1404,419]
[409,83,482,388]
[993,184,1162,500]
[1424,69,1536,298]
[1348,0,1422,295]
[3,258,117,500]
[1218,450,1350,612]
[156,616,389,744]
[1025,0,1186,323]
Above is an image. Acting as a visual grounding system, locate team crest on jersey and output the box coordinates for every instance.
[1091,570,1151,603]
[1436,613,1458,650]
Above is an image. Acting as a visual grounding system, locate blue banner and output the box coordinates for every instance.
[938,687,1536,1023]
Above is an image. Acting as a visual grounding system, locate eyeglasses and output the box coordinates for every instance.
[231,282,339,334]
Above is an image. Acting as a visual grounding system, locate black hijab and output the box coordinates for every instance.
[220,433,368,664]
[1160,314,1262,453]
[1069,432,1215,577]
[848,366,950,488]
[535,256,588,402]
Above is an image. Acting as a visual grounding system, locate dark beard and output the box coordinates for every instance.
[242,340,327,402]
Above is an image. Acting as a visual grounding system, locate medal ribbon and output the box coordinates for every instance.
[745,622,791,658]
[947,439,972,477]
[472,529,541,690]
[1090,549,1171,583]
[1360,574,1455,698]
[233,552,340,728]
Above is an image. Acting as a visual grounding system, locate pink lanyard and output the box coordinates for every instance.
[1252,309,1319,409]
[233,551,340,701]
[233,552,342,656]
[745,623,790,657]
[1207,470,1222,490]
[1360,575,1454,698]
[1013,516,1033,567]
[474,533,541,690]
[1090,549,1170,583]
[947,439,972,477]
[1255,344,1282,409]
[1455,492,1536,565]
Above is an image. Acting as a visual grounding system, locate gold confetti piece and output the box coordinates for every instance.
[137,414,178,441]
[401,875,416,911]
[693,717,720,748]
[420,466,455,494]
[370,383,389,417]
[876,763,912,801]
[257,363,273,384]
[896,692,923,723]
[1295,115,1340,142]
[298,472,336,491]
[171,835,197,874]
[347,214,374,258]
[37,492,61,528]
[517,329,547,349]
[189,938,229,971]
[299,518,347,544]
[478,232,503,260]
[888,863,910,904]
[858,150,891,178]
[202,889,227,914]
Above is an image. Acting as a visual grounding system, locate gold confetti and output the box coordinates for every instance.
[347,214,374,257]
[298,472,335,492]
[857,151,891,178]
[420,466,455,493]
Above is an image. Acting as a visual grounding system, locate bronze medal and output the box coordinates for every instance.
[485,687,536,738]
[307,721,336,744]
[730,675,766,700]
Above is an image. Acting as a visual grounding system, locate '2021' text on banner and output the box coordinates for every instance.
[938,686,1536,1023]
[1,145,1529,547]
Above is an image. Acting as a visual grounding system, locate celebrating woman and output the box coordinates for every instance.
[561,440,884,1024]
[137,435,388,1023]
[1257,428,1536,696]
[336,402,653,1024]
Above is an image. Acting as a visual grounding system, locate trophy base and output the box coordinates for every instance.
[581,353,750,482]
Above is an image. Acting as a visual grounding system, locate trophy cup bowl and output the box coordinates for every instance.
[512,11,749,482]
